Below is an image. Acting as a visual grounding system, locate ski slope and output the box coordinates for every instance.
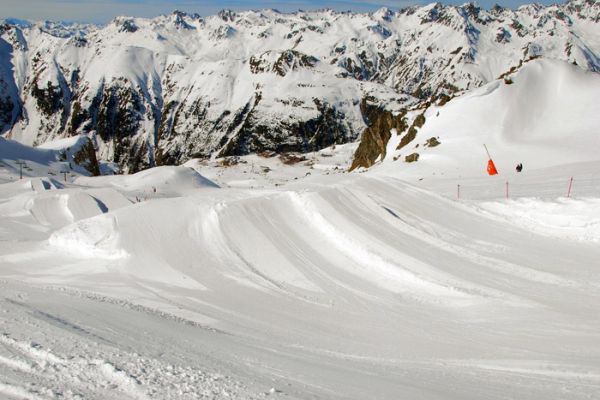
[1,158,600,398]
[377,58,600,180]
[0,60,599,399]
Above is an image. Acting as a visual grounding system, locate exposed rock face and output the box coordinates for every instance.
[0,1,598,172]
[72,137,101,176]
[350,103,407,171]
[218,99,353,157]
[397,113,426,151]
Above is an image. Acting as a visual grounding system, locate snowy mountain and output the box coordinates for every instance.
[0,0,599,172]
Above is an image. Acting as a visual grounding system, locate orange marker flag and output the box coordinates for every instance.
[484,144,498,176]
[487,159,498,175]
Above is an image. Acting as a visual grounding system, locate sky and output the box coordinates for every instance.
[1,0,567,24]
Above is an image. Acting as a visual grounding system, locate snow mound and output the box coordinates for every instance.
[28,191,119,229]
[74,166,219,195]
[49,214,126,259]
[381,59,600,179]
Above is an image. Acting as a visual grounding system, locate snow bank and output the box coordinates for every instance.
[74,165,219,195]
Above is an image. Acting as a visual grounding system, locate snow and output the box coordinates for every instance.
[0,13,600,400]
[1,140,600,399]
[376,59,600,180]
[74,165,219,196]
[0,135,115,183]
[478,197,600,243]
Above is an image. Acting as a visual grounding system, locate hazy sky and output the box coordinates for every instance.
[1,0,567,24]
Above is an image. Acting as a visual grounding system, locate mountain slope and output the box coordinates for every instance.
[364,58,600,178]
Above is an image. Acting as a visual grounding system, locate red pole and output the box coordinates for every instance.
[506,181,509,199]
[567,177,573,198]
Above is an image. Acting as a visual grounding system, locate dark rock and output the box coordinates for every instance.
[73,137,101,176]
[350,107,407,171]
[405,152,419,162]
[425,137,440,147]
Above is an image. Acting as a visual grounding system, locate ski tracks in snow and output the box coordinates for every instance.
[0,332,150,400]
[0,287,263,400]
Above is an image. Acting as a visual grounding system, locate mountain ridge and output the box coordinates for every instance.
[0,0,598,172]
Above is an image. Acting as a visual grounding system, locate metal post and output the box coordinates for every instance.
[483,144,492,159]
[567,177,573,198]
[506,181,509,199]
[60,170,69,182]
[457,184,460,200]
[15,160,26,179]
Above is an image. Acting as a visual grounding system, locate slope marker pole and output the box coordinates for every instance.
[567,177,573,198]
[505,181,509,199]
[457,184,460,200]
[483,144,492,159]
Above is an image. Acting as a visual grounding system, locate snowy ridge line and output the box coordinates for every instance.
[0,279,228,334]
[2,2,599,172]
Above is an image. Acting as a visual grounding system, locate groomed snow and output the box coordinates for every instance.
[0,59,599,399]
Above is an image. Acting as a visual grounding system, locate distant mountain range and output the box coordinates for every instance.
[0,0,598,172]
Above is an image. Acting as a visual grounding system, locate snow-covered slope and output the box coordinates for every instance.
[1,0,599,172]
[1,64,599,396]
[359,57,600,178]
[0,134,112,180]
[1,3,600,398]
[1,156,600,398]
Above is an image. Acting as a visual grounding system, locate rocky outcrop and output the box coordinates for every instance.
[72,137,100,176]
[250,50,318,76]
[218,99,352,157]
[350,103,407,171]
